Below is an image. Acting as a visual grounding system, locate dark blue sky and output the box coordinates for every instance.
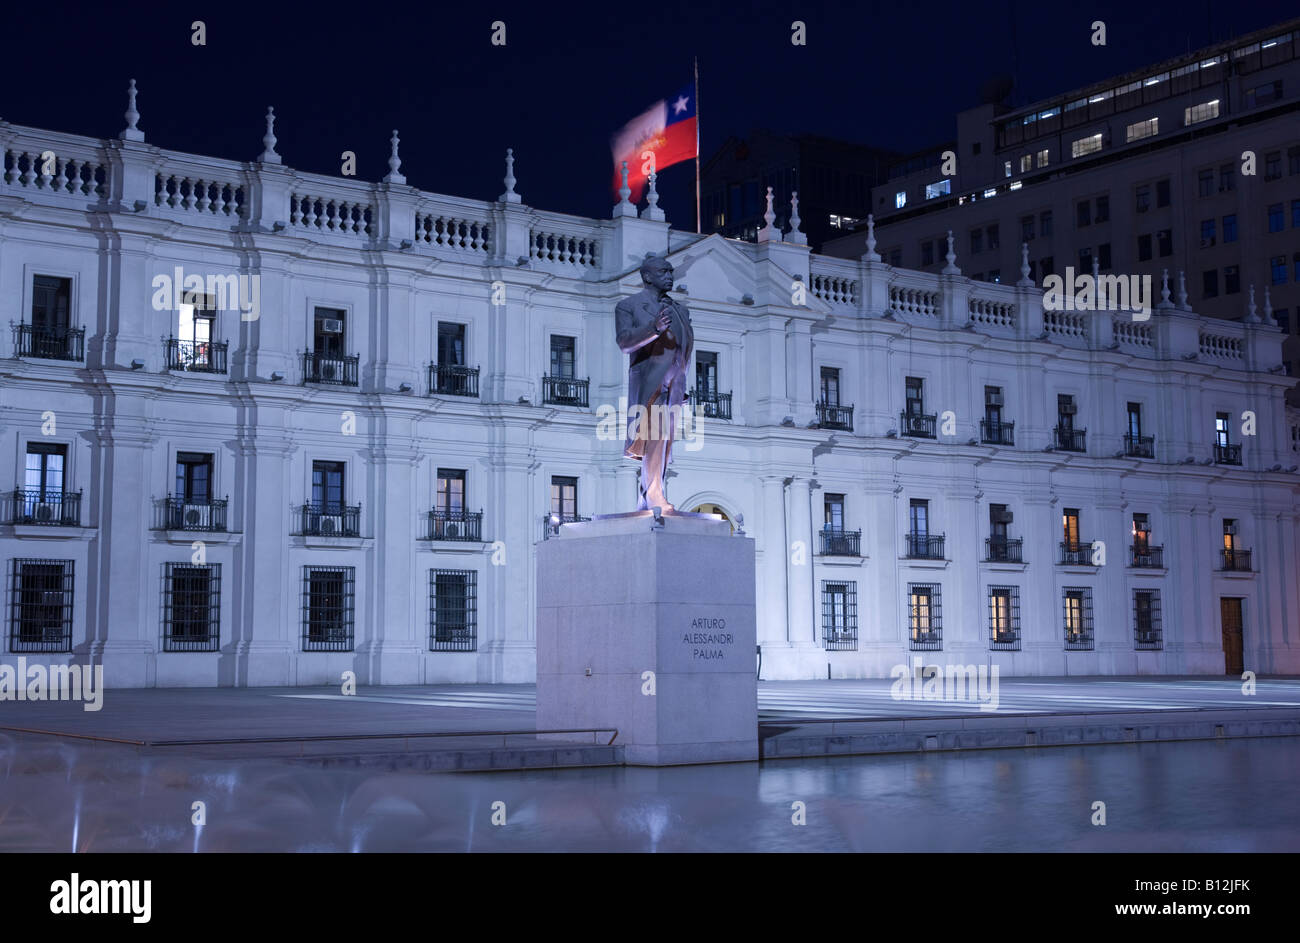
[3,1,1295,225]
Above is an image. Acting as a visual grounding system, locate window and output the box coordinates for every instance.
[1021,215,1034,241]
[1157,230,1172,257]
[1272,256,1287,285]
[1078,247,1093,272]
[908,583,941,650]
[430,569,477,652]
[1277,308,1290,334]
[924,180,950,200]
[1071,134,1102,158]
[905,376,924,416]
[312,460,345,512]
[1127,402,1143,438]
[162,563,220,652]
[921,241,934,266]
[1076,200,1091,227]
[888,248,901,266]
[987,224,999,250]
[1295,253,1300,281]
[1215,412,1231,449]
[820,366,840,407]
[1132,512,1151,553]
[1125,118,1158,142]
[1222,518,1237,552]
[984,386,1003,426]
[909,498,929,538]
[1156,179,1170,207]
[824,493,845,531]
[1019,154,1033,173]
[549,335,576,379]
[31,275,71,335]
[1062,507,1080,551]
[1004,160,1013,178]
[989,586,1020,650]
[1224,265,1240,294]
[1135,184,1150,213]
[1057,393,1076,430]
[313,307,345,356]
[1040,256,1054,278]
[1246,80,1283,108]
[1097,244,1111,270]
[1203,269,1219,297]
[1184,99,1219,125]
[436,468,466,514]
[1268,203,1284,232]
[1291,146,1300,176]
[9,559,74,653]
[1094,195,1109,223]
[1134,590,1162,650]
[1137,234,1152,261]
[175,292,215,368]
[1223,213,1238,242]
[970,228,983,254]
[1036,149,1049,168]
[1063,587,1094,650]
[1200,218,1216,247]
[1198,169,1214,197]
[1292,199,1300,228]
[25,443,66,500]
[989,503,1009,542]
[895,191,907,209]
[550,476,578,519]
[1220,163,1235,192]
[1040,210,1053,236]
[822,581,858,650]
[302,567,354,652]
[1265,151,1281,181]
[695,350,718,396]
[437,322,466,366]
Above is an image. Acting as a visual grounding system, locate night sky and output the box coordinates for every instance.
[3,0,1295,226]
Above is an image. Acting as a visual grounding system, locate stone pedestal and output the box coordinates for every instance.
[536,510,757,765]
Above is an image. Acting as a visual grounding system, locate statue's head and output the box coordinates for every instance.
[640,256,674,292]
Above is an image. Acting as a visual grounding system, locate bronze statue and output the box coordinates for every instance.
[616,256,694,511]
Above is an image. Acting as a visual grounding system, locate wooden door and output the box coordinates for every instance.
[1220,597,1244,675]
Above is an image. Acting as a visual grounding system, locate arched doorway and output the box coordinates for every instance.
[690,502,735,535]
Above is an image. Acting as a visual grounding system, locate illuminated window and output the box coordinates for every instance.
[1125,118,1158,142]
[924,180,951,200]
[895,191,907,209]
[1071,134,1103,158]
[1184,100,1220,125]
[1035,149,1049,168]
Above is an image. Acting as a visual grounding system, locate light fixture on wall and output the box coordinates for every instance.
[130,359,144,369]
[398,382,412,392]
[270,372,284,382]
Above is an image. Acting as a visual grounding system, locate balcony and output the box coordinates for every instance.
[1124,433,1154,458]
[900,411,937,439]
[542,512,590,539]
[693,388,732,421]
[302,351,359,386]
[426,508,483,541]
[428,363,479,397]
[819,528,862,557]
[980,419,1015,445]
[298,503,361,537]
[904,532,945,560]
[542,375,589,407]
[12,324,85,361]
[1214,443,1242,466]
[5,489,82,526]
[164,338,228,374]
[985,536,1023,562]
[1130,544,1164,568]
[1220,548,1252,572]
[1059,541,1094,565]
[816,401,854,431]
[1054,426,1087,452]
[156,496,229,532]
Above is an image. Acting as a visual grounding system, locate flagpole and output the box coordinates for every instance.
[694,55,701,234]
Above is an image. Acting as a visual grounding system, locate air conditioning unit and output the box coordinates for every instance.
[1060,403,1077,415]
[320,361,338,380]
[987,392,1004,407]
[183,504,211,529]
[319,515,341,535]
[444,521,461,539]
[33,502,57,522]
[991,508,1014,524]
[319,318,343,334]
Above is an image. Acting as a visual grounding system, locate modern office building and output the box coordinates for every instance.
[1,93,1298,688]
[824,18,1300,401]
[701,130,897,250]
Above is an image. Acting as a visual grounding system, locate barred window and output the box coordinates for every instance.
[9,558,74,653]
[822,581,857,651]
[1134,589,1162,650]
[302,566,354,651]
[908,583,942,650]
[162,563,221,652]
[1063,587,1094,650]
[430,569,477,652]
[989,585,1020,650]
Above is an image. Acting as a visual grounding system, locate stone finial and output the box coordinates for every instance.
[499,147,520,203]
[757,186,779,242]
[258,106,280,164]
[383,130,406,184]
[1158,268,1171,309]
[1016,242,1032,286]
[941,230,960,275]
[864,213,881,262]
[614,161,635,217]
[641,172,665,221]
[1263,285,1276,325]
[786,191,807,245]
[120,78,144,142]
[1244,284,1260,323]
[1177,270,1189,309]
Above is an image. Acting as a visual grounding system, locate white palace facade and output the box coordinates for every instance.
[2,96,1299,688]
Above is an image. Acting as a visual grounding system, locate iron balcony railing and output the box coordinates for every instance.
[1214,443,1242,465]
[1124,433,1155,458]
[1130,544,1164,567]
[542,513,590,539]
[542,375,589,407]
[428,363,479,397]
[157,495,229,532]
[1054,426,1087,452]
[904,532,945,559]
[817,401,854,431]
[426,508,483,541]
[1220,548,1252,571]
[6,489,82,526]
[900,411,937,438]
[819,528,862,556]
[980,419,1015,445]
[1059,540,1094,565]
[990,629,1021,651]
[13,324,85,361]
[164,338,228,374]
[693,388,732,420]
[298,503,361,537]
[302,351,359,385]
[985,536,1023,562]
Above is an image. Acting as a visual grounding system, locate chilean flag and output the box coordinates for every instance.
[611,85,697,204]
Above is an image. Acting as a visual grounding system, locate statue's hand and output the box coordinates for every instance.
[655,310,672,333]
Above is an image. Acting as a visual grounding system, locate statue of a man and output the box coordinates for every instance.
[616,256,694,511]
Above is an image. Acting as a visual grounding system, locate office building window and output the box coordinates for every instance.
[1040,256,1054,278]
[1223,214,1237,242]
[1268,203,1284,232]
[1125,118,1158,142]
[1156,179,1170,207]
[823,581,858,651]
[970,228,983,254]
[1276,309,1290,334]
[1157,230,1172,257]
[1097,243,1111,270]
[1272,256,1287,285]
[1094,195,1109,223]
[1292,199,1300,228]
[1200,218,1216,247]
[1203,270,1218,298]
[302,566,355,652]
[907,583,942,651]
[430,569,477,652]
[1265,151,1281,181]
[1035,148,1049,168]
[987,224,999,250]
[895,191,907,209]
[1220,163,1235,192]
[1183,100,1219,125]
[1021,215,1034,241]
[1137,234,1152,261]
[1076,200,1091,227]
[1078,247,1092,272]
[1291,146,1300,176]
[1224,265,1240,295]
[1135,184,1150,213]
[1246,80,1283,108]
[1071,134,1102,158]
[1019,155,1033,173]
[1197,169,1214,197]
[1063,587,1094,650]
[1040,210,1052,236]
[921,240,934,266]
[162,563,221,652]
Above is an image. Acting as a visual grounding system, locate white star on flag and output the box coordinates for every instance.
[672,95,689,115]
